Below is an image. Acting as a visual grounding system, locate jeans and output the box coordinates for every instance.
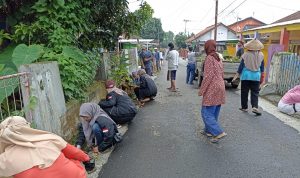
[186,63,196,84]
[92,123,113,152]
[241,80,260,109]
[201,105,223,136]
[145,67,152,76]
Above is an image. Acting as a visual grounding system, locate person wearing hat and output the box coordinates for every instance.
[0,116,91,178]
[233,38,265,115]
[98,80,137,124]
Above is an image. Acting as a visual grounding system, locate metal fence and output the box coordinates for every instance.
[0,72,31,122]
[269,53,300,95]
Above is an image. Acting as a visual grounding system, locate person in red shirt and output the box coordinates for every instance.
[199,40,227,143]
[0,116,90,178]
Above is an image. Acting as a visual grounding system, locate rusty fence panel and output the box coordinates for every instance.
[0,72,32,122]
[269,53,300,95]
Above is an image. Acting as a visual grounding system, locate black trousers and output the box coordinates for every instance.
[103,107,136,124]
[241,80,260,109]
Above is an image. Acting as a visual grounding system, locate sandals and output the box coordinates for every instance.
[200,130,213,137]
[239,108,248,112]
[252,108,262,116]
[210,132,227,144]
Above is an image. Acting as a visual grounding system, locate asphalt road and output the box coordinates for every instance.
[98,61,300,178]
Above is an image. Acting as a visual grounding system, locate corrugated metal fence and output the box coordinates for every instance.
[268,53,300,95]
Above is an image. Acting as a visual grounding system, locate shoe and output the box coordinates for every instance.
[252,108,262,116]
[200,130,213,137]
[117,124,122,129]
[210,138,219,143]
[239,108,248,112]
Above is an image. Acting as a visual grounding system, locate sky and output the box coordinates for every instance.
[129,0,300,35]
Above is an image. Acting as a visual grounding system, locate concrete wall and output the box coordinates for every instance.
[61,82,107,141]
[19,62,66,135]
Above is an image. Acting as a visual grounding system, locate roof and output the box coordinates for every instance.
[243,19,300,34]
[273,11,300,24]
[186,23,235,43]
[228,17,266,27]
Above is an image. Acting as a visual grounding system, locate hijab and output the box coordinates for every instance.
[0,116,67,177]
[79,103,114,146]
[242,50,264,71]
[204,40,220,61]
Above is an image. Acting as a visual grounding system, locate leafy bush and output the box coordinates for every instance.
[41,47,100,101]
[109,55,131,87]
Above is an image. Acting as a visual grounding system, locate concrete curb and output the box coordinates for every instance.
[88,124,128,178]
[234,90,300,133]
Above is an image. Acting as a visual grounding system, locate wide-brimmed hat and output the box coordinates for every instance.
[244,38,264,50]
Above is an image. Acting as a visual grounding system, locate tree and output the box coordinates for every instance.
[160,31,174,48]
[140,17,164,43]
[174,32,187,49]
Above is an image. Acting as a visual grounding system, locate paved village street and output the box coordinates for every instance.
[99,60,300,178]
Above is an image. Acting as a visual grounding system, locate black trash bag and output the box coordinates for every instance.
[83,158,96,174]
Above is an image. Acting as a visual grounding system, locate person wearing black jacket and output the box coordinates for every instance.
[76,103,119,153]
[99,80,137,124]
[135,69,157,105]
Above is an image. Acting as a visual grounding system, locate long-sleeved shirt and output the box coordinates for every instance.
[199,55,225,106]
[237,59,264,81]
[281,85,300,104]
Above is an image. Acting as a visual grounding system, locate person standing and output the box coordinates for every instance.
[186,46,201,85]
[236,41,244,59]
[166,42,179,92]
[198,40,226,143]
[141,47,153,76]
[154,48,161,71]
[233,38,265,116]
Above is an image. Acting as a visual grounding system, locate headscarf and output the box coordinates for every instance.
[0,116,67,177]
[79,103,115,146]
[242,51,264,71]
[204,40,220,61]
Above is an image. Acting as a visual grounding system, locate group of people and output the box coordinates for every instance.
[139,47,164,76]
[0,72,158,177]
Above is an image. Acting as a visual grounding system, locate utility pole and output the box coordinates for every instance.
[214,0,218,41]
[183,19,191,36]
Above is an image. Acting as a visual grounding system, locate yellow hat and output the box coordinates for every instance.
[244,38,264,50]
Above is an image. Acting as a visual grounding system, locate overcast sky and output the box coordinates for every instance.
[129,0,300,35]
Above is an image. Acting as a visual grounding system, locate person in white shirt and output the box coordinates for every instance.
[166,42,179,92]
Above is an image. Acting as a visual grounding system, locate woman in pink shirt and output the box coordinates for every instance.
[199,40,226,143]
[278,85,300,115]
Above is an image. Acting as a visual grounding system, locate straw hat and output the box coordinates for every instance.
[244,38,264,50]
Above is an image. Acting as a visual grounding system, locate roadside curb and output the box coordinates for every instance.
[88,124,128,178]
[234,90,300,133]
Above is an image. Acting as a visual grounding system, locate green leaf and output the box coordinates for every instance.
[56,0,65,7]
[12,44,44,68]
[62,46,85,62]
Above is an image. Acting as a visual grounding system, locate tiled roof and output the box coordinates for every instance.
[273,11,300,24]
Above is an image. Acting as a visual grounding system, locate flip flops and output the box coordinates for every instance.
[239,108,248,112]
[210,132,227,144]
[200,130,213,137]
[252,108,262,116]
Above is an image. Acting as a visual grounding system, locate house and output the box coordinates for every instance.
[185,23,237,44]
[272,11,300,24]
[228,17,265,34]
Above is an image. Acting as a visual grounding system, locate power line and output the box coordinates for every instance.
[226,0,248,16]
[218,0,238,15]
[255,0,299,11]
